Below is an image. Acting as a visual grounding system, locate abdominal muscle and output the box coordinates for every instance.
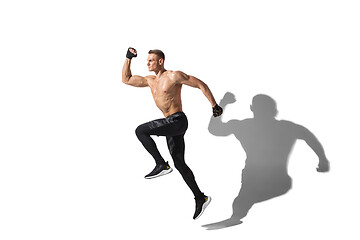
[153,93,182,117]
[148,73,183,117]
[150,84,182,117]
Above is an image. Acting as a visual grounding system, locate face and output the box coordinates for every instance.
[147,54,163,72]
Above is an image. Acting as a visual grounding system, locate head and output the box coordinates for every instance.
[250,94,278,119]
[147,49,165,72]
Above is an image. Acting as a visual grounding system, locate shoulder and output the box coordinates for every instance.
[168,70,188,80]
[164,70,188,84]
[279,120,295,126]
[279,120,301,129]
[278,120,309,136]
[237,118,253,128]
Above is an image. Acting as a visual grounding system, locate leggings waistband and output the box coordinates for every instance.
[166,111,186,119]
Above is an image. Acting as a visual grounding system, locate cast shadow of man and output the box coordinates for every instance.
[202,92,330,230]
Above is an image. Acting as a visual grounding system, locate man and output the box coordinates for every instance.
[122,47,223,220]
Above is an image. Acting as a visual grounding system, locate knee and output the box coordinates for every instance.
[135,125,146,139]
[173,160,189,173]
[170,152,182,167]
[173,161,182,171]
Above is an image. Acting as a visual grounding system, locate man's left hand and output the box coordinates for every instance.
[317,157,330,172]
[213,104,223,117]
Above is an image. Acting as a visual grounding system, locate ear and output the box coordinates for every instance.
[159,58,164,66]
[274,109,278,117]
[250,105,253,112]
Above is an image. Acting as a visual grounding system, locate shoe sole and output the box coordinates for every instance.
[194,196,212,220]
[144,168,173,179]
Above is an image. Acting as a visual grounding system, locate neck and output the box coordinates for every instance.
[253,115,276,122]
[154,68,167,77]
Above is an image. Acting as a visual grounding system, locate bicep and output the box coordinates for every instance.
[126,75,149,87]
[292,123,310,140]
[290,122,317,143]
[209,119,239,136]
[181,74,204,89]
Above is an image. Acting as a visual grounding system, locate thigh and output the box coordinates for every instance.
[137,118,177,136]
[145,117,187,137]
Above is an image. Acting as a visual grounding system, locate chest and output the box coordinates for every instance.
[235,124,296,153]
[149,77,177,96]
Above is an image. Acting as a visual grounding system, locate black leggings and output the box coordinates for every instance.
[135,112,203,198]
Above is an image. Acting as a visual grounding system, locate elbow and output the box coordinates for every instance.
[200,83,209,93]
[208,120,224,136]
[122,75,130,85]
[208,126,225,137]
[201,82,209,89]
[208,125,221,136]
[208,124,217,135]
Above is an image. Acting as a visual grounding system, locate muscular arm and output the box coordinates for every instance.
[208,92,237,136]
[296,124,330,172]
[122,58,148,87]
[177,71,217,107]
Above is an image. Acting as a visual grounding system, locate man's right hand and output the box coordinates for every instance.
[126,47,137,59]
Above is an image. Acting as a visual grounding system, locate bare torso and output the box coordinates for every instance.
[147,71,183,117]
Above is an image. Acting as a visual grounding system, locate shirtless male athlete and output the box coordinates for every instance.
[122,47,223,220]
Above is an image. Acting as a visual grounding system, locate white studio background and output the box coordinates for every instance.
[1,0,359,239]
